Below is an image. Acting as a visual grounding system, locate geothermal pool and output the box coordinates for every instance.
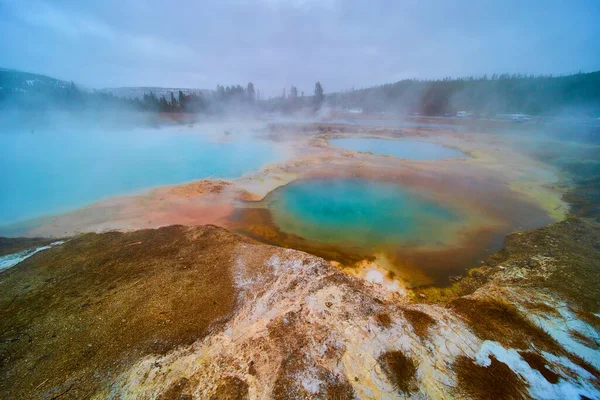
[329,137,466,159]
[268,179,465,250]
[0,128,277,226]
[329,118,470,132]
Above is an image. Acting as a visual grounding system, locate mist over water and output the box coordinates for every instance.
[1,2,600,399]
[0,125,277,226]
[329,138,467,159]
[0,0,597,279]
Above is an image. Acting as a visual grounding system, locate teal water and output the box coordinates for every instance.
[269,179,462,248]
[329,138,466,159]
[0,128,277,226]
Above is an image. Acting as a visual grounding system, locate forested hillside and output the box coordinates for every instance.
[328,72,600,117]
[0,68,257,114]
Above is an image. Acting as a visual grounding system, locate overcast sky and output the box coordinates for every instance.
[1,0,599,96]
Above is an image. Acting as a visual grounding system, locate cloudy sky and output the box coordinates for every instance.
[1,0,599,96]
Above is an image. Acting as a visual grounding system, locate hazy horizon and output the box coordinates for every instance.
[1,0,600,96]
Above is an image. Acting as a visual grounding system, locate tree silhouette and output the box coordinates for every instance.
[247,82,255,103]
[170,92,178,111]
[327,72,600,116]
[159,95,169,111]
[314,82,324,109]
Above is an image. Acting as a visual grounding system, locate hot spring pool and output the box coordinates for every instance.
[268,179,463,249]
[329,137,466,159]
[0,128,277,226]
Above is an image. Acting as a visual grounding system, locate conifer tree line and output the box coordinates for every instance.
[0,71,263,114]
[261,81,325,113]
[2,68,599,116]
[136,82,258,112]
[328,72,600,116]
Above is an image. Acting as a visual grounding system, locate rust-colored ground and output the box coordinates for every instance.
[4,122,564,289]
[1,215,599,398]
[0,121,598,399]
[0,225,246,399]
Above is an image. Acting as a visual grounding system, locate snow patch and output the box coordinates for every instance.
[475,341,600,399]
[0,241,65,272]
[296,366,322,394]
[527,302,600,369]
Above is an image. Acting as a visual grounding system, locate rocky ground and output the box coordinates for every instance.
[1,194,599,399]
[1,124,599,399]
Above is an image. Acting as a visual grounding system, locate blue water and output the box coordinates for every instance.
[0,128,276,226]
[329,138,466,159]
[269,179,461,248]
[329,119,470,131]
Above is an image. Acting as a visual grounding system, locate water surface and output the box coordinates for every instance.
[269,179,463,249]
[329,138,466,159]
[0,127,277,226]
[328,118,470,131]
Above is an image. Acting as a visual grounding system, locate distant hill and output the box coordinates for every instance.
[0,68,140,111]
[328,71,600,117]
[0,68,72,96]
[0,68,212,100]
[0,68,243,114]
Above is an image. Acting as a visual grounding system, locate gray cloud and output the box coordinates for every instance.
[1,0,599,96]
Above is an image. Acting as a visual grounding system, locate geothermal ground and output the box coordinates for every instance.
[1,121,599,399]
[3,122,568,286]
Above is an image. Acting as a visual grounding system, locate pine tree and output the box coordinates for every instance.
[247,82,255,103]
[159,95,169,112]
[314,82,324,109]
[170,92,178,111]
[178,90,187,111]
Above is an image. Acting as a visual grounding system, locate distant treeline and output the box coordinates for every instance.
[0,80,142,112]
[1,83,260,114]
[138,83,260,113]
[0,68,260,114]
[328,72,600,117]
[3,68,599,117]
[261,82,325,113]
